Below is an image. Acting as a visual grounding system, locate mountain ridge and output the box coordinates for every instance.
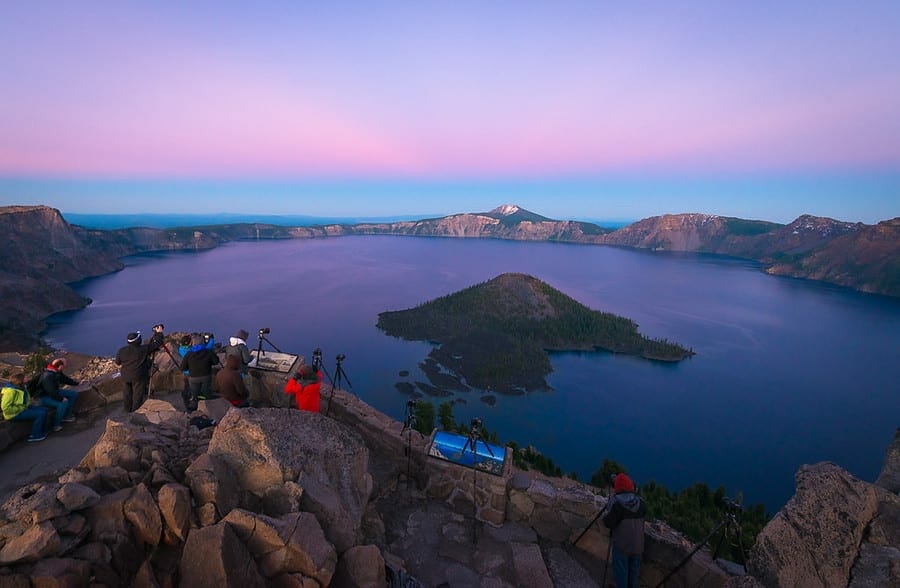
[1,203,897,351]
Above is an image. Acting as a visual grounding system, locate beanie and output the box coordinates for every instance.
[235,329,249,340]
[613,473,635,493]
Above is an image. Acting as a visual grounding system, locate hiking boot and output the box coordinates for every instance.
[52,425,63,432]
[62,415,76,423]
[27,434,48,442]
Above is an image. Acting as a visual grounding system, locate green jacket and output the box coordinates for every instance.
[1,385,30,420]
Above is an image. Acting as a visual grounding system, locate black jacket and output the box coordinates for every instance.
[116,337,163,382]
[180,348,220,378]
[38,368,78,401]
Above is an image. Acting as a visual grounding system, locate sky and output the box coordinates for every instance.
[1,1,898,223]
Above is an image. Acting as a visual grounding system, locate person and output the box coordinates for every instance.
[115,331,163,412]
[37,357,81,431]
[603,473,646,588]
[1,372,51,442]
[215,354,250,407]
[284,363,323,413]
[224,329,253,375]
[178,334,194,410]
[180,334,220,412]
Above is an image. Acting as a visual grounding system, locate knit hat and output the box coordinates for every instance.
[613,473,635,493]
[235,329,249,340]
[127,332,141,343]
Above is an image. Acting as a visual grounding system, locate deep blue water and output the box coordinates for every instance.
[44,236,900,511]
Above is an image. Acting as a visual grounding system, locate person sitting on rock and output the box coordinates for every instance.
[603,473,646,588]
[284,363,324,413]
[215,354,250,408]
[180,334,220,412]
[1,372,51,442]
[37,357,82,431]
[224,329,253,375]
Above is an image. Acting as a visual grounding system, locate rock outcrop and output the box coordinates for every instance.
[747,436,900,587]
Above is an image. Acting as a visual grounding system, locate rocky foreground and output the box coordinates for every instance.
[0,354,897,587]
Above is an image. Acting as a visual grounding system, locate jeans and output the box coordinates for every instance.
[12,405,50,438]
[612,545,641,588]
[38,389,77,427]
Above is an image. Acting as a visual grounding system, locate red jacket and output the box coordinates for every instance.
[284,370,323,413]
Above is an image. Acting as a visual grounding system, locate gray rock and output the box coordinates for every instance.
[56,483,101,512]
[179,523,266,588]
[157,483,192,543]
[0,482,66,524]
[748,462,879,588]
[209,408,371,553]
[510,542,552,588]
[875,428,900,493]
[124,483,161,548]
[184,452,240,522]
[331,544,385,588]
[29,557,91,587]
[0,521,60,565]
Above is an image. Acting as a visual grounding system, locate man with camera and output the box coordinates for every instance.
[603,473,646,588]
[115,328,164,412]
[284,363,323,413]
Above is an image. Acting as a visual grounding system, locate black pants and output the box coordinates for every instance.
[123,379,148,412]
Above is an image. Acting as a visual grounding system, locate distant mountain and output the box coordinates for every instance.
[1,203,897,350]
[377,273,693,393]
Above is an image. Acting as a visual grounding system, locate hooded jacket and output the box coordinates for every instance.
[1,384,31,420]
[215,354,249,405]
[603,491,646,556]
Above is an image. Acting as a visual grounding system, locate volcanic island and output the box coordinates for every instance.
[377,273,693,398]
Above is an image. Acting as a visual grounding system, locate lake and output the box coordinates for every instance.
[44,235,900,511]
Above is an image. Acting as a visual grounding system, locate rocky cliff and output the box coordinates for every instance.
[3,203,897,351]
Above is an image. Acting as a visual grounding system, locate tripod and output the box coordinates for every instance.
[460,418,494,543]
[572,484,614,587]
[148,342,182,399]
[255,329,282,359]
[398,400,420,489]
[655,500,747,587]
[324,354,353,416]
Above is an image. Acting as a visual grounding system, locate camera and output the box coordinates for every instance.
[406,399,418,408]
[336,353,346,363]
[259,327,270,335]
[723,498,743,513]
[203,333,211,342]
[470,417,483,430]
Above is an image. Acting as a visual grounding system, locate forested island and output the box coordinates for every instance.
[377,273,693,394]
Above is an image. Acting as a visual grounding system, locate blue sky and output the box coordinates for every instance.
[1,2,898,223]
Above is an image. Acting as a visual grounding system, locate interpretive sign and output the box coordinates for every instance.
[249,350,299,374]
[428,431,506,476]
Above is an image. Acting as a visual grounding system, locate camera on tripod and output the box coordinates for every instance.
[406,399,418,408]
[259,327,270,336]
[470,417,483,434]
[336,353,346,363]
[723,498,743,515]
[312,348,323,370]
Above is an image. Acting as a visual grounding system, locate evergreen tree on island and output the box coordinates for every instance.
[377,273,693,393]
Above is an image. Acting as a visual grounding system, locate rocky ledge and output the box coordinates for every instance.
[0,354,897,587]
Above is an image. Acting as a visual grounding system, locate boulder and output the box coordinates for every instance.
[184,453,240,522]
[0,483,66,524]
[222,509,337,585]
[124,483,162,548]
[875,428,900,493]
[55,483,100,512]
[747,462,879,587]
[29,557,91,587]
[331,544,386,588]
[0,521,60,565]
[179,523,266,588]
[208,408,372,552]
[157,483,192,543]
[510,542,552,588]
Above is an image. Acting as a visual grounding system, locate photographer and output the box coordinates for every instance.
[284,364,323,413]
[225,329,253,375]
[115,331,164,412]
[179,334,220,412]
[603,473,646,588]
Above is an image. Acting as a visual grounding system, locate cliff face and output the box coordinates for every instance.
[0,206,128,349]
